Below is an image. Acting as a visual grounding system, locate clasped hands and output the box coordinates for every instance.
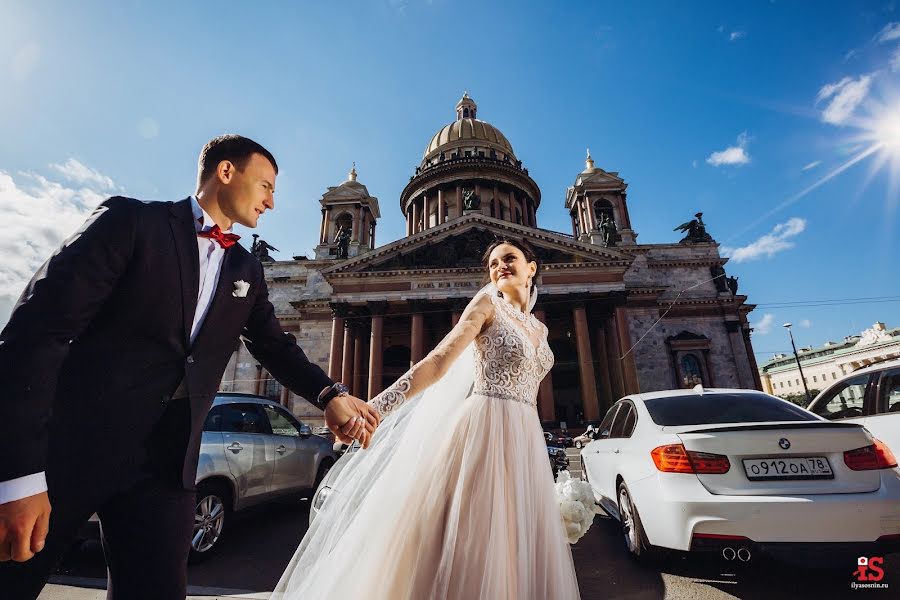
[323,393,381,448]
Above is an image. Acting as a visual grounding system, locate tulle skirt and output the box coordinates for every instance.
[273,392,581,600]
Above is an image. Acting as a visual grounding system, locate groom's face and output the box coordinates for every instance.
[220,152,277,228]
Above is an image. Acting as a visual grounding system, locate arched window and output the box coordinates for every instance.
[335,212,352,237]
[463,108,470,118]
[681,354,704,387]
[593,199,615,225]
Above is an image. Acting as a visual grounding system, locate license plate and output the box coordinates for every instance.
[742,457,833,481]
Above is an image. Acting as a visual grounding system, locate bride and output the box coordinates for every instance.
[273,238,581,600]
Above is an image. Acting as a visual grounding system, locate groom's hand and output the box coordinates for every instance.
[0,491,51,562]
[324,394,380,449]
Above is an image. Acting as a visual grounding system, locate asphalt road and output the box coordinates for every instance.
[44,451,899,599]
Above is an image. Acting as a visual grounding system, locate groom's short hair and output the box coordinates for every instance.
[197,134,279,189]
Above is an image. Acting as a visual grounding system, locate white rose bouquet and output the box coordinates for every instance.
[554,471,602,544]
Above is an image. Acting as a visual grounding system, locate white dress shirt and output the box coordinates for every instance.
[0,196,232,504]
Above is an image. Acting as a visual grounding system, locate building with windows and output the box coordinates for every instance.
[760,322,900,398]
[222,94,760,426]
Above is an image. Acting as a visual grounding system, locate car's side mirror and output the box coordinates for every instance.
[598,429,611,439]
[299,424,312,437]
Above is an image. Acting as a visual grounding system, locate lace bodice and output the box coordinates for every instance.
[472,294,554,408]
[369,292,554,416]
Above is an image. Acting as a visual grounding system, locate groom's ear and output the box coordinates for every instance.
[217,159,236,184]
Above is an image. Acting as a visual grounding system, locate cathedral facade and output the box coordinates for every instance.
[223,94,762,427]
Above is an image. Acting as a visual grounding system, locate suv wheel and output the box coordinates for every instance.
[189,481,231,564]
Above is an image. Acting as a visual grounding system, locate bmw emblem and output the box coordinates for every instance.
[778,438,791,450]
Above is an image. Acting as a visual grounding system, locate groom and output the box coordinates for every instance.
[0,134,381,599]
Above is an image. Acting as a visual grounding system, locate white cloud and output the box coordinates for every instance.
[730,31,746,41]
[0,165,115,325]
[754,313,775,335]
[721,217,807,262]
[816,74,873,125]
[891,46,900,72]
[799,319,812,328]
[706,132,751,166]
[49,159,115,190]
[11,42,40,81]
[875,22,900,43]
[801,160,822,171]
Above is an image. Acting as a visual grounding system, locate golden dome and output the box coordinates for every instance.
[421,94,516,163]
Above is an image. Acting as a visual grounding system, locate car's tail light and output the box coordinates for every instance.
[844,439,899,471]
[651,444,730,474]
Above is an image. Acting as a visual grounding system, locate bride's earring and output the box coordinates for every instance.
[497,289,503,298]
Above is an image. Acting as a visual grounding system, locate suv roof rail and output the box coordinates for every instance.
[850,355,900,372]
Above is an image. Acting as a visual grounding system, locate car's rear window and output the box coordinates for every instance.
[644,393,819,426]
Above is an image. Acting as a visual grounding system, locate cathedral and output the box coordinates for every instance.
[223,94,762,428]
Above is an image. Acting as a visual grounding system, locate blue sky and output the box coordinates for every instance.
[1,0,898,363]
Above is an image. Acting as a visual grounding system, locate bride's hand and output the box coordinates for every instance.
[324,394,380,448]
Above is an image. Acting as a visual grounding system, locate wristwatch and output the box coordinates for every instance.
[319,382,350,407]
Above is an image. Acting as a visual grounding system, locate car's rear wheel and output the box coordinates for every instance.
[617,481,655,562]
[575,440,583,449]
[189,481,231,564]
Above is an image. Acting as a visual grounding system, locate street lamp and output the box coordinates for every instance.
[783,322,811,404]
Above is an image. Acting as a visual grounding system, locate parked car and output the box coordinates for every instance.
[574,425,599,449]
[544,430,574,448]
[580,387,900,565]
[806,358,900,455]
[80,393,338,563]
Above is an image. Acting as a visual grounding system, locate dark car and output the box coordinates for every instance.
[544,430,573,448]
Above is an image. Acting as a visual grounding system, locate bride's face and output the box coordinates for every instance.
[488,243,536,296]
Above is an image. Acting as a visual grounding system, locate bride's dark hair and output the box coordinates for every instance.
[482,237,541,297]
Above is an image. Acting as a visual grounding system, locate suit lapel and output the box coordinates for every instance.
[191,246,243,348]
[169,198,200,348]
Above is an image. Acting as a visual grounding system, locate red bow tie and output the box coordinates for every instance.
[197,224,240,249]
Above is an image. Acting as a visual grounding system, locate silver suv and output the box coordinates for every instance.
[191,393,337,561]
[80,393,338,562]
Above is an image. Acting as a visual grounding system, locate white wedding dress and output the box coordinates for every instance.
[273,292,581,599]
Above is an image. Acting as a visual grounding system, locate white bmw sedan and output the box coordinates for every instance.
[581,388,900,563]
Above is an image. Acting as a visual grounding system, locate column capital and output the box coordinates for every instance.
[329,302,351,319]
[407,298,430,312]
[367,300,390,316]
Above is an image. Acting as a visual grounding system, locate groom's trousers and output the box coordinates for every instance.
[0,471,196,600]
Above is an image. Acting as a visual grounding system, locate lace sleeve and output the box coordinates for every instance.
[369,371,413,417]
[368,293,495,417]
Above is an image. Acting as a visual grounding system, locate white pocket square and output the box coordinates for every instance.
[233,280,250,297]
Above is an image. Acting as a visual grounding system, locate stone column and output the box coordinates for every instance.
[406,205,412,237]
[533,308,556,421]
[341,319,355,386]
[530,202,537,227]
[409,299,427,363]
[319,208,327,244]
[438,189,445,225]
[493,188,501,219]
[585,195,597,231]
[573,302,600,422]
[352,206,361,241]
[424,194,432,230]
[353,321,366,397]
[594,327,614,412]
[726,320,755,389]
[324,206,333,243]
[615,306,640,394]
[411,200,419,234]
[367,301,388,399]
[328,303,348,380]
[605,314,625,399]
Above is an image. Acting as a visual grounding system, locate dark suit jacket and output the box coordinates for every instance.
[0,197,334,490]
